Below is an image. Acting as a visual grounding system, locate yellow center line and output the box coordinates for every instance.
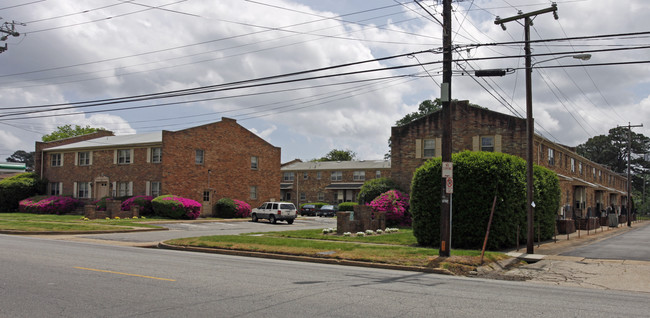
[74,267,176,282]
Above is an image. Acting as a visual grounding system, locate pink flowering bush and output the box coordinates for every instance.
[152,195,201,220]
[121,196,154,215]
[19,196,83,215]
[367,190,411,227]
[233,199,251,218]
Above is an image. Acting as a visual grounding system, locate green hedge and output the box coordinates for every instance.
[0,172,47,212]
[411,151,559,250]
[357,177,401,204]
[337,202,358,211]
[214,198,236,218]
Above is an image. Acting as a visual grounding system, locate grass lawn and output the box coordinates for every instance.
[0,213,164,232]
[165,229,508,273]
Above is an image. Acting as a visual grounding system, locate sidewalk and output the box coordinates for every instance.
[477,220,650,293]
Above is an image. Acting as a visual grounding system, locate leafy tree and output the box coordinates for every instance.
[0,172,47,212]
[313,149,357,162]
[42,125,105,142]
[6,150,34,171]
[357,177,401,204]
[576,127,650,200]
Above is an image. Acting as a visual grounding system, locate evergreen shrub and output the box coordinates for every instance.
[411,151,560,250]
[337,202,358,212]
[357,177,401,204]
[0,172,47,212]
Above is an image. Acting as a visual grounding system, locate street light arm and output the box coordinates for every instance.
[532,54,591,67]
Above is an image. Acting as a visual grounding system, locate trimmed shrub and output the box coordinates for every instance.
[214,198,236,218]
[337,202,358,212]
[411,151,560,250]
[233,199,252,218]
[357,177,401,204]
[368,190,411,227]
[121,196,154,215]
[19,196,83,214]
[0,172,47,212]
[152,195,201,220]
[93,197,113,211]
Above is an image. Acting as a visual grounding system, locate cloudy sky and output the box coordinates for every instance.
[0,0,648,163]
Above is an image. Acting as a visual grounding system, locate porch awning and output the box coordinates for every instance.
[280,183,293,190]
[324,183,364,190]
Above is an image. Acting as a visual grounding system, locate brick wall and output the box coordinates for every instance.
[285,168,391,204]
[162,118,281,210]
[35,130,115,177]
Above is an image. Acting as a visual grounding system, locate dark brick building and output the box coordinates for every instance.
[280,160,391,206]
[391,100,628,218]
[35,118,280,213]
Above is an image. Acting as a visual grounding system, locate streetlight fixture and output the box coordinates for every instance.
[532,54,592,66]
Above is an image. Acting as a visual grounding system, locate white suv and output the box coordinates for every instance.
[251,202,297,224]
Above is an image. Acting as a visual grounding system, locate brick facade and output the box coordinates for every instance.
[280,160,391,206]
[391,100,628,218]
[36,118,280,213]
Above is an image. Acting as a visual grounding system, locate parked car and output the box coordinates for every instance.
[251,202,297,224]
[300,204,317,216]
[317,205,338,217]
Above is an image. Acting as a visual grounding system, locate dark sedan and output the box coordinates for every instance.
[317,205,338,217]
[300,204,317,216]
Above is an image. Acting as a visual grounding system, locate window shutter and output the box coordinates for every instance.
[146,148,151,163]
[128,182,133,196]
[112,182,116,196]
[415,139,422,159]
[113,150,117,164]
[73,182,78,198]
[60,153,64,166]
[89,151,93,165]
[435,138,442,158]
[58,183,63,195]
[74,152,78,166]
[495,135,502,152]
[472,136,479,151]
[145,181,151,196]
[130,149,134,164]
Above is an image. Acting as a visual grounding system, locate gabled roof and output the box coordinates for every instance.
[281,160,391,171]
[43,131,162,151]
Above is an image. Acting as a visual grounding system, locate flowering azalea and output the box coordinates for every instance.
[367,190,411,227]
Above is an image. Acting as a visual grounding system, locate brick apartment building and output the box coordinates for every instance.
[390,100,628,218]
[34,118,281,213]
[280,160,391,206]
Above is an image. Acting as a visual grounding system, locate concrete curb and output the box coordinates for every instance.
[157,242,453,275]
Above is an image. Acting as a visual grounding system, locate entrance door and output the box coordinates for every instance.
[94,176,110,199]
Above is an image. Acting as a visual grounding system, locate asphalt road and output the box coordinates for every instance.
[75,216,338,244]
[561,221,650,261]
[2,234,649,317]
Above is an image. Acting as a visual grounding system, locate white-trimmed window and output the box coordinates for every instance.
[481,136,494,152]
[548,148,555,166]
[331,171,342,181]
[317,171,322,180]
[77,182,90,198]
[203,190,211,202]
[317,192,324,201]
[195,149,204,164]
[251,156,258,170]
[353,171,365,181]
[117,149,131,164]
[303,172,308,180]
[599,170,602,182]
[250,186,258,200]
[579,162,583,175]
[49,182,61,196]
[117,181,131,197]
[570,158,575,173]
[151,147,162,163]
[150,181,161,197]
[78,151,91,166]
[51,153,62,167]
[283,172,294,182]
[423,139,436,157]
[300,192,306,201]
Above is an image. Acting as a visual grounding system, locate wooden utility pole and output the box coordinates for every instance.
[439,0,453,257]
[621,123,643,226]
[495,4,558,254]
